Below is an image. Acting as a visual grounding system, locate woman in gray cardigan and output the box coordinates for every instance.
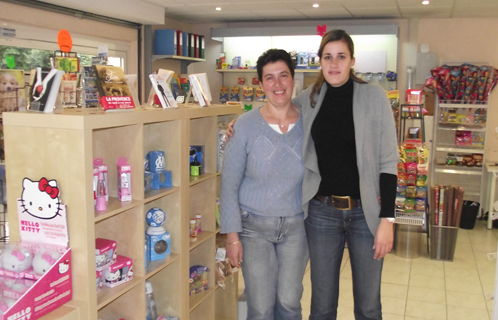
[292,30,399,320]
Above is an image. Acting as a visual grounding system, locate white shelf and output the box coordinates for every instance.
[435,145,485,153]
[434,166,483,175]
[438,102,488,109]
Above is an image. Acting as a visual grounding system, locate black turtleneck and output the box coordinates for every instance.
[311,78,360,199]
[310,78,397,217]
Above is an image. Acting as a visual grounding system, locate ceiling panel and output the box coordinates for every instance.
[299,8,354,18]
[347,8,402,17]
[285,1,347,10]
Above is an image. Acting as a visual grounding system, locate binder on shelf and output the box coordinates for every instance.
[182,31,189,57]
[199,35,205,59]
[176,30,183,56]
[189,33,195,57]
[194,34,199,58]
[154,29,177,55]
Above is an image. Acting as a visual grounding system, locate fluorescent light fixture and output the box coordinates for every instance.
[216,7,221,11]
[313,3,319,8]
[422,0,429,4]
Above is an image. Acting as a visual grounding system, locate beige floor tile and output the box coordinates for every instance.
[338,291,354,309]
[486,299,494,313]
[407,286,446,304]
[447,305,490,320]
[381,313,404,320]
[381,296,406,315]
[479,270,496,293]
[381,283,408,300]
[446,290,487,310]
[446,255,477,269]
[445,276,483,295]
[411,261,445,277]
[445,265,481,283]
[405,300,446,320]
[404,317,435,320]
[454,241,474,252]
[382,259,412,274]
[409,273,445,290]
[336,306,355,320]
[381,270,410,286]
[476,260,497,275]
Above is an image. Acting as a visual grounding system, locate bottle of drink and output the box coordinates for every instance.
[145,281,158,320]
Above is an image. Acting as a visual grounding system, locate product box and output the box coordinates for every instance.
[406,89,423,105]
[146,230,170,262]
[150,171,173,190]
[309,52,320,67]
[102,255,133,288]
[297,52,309,68]
[117,157,132,202]
[93,158,109,201]
[96,271,103,294]
[95,238,117,271]
[0,177,74,319]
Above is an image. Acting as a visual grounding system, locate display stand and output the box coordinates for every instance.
[3,104,241,320]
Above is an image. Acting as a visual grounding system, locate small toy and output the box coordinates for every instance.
[2,248,33,273]
[32,250,61,275]
[309,52,320,67]
[146,208,170,261]
[255,87,265,102]
[297,52,309,68]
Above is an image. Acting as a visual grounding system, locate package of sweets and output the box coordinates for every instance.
[417,144,428,164]
[473,153,483,167]
[397,162,406,174]
[416,186,427,198]
[456,114,466,123]
[405,162,417,175]
[472,132,484,147]
[397,185,406,196]
[237,77,245,85]
[255,87,266,102]
[474,108,486,124]
[406,186,417,198]
[395,196,405,210]
[415,198,426,211]
[449,68,461,100]
[455,130,472,146]
[406,174,416,186]
[416,174,427,186]
[397,173,407,186]
[404,198,415,211]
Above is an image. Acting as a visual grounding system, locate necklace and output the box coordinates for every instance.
[266,107,290,128]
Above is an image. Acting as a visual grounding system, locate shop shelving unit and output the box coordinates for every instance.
[430,101,489,210]
[3,104,240,320]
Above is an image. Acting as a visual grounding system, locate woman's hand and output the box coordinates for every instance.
[225,119,236,142]
[226,233,243,268]
[372,218,394,260]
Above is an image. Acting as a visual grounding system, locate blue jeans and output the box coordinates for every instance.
[240,211,309,320]
[305,199,383,320]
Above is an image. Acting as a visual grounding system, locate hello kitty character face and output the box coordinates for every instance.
[2,249,33,272]
[33,251,61,275]
[127,266,133,280]
[95,253,106,267]
[104,269,120,283]
[21,178,61,220]
[58,260,69,274]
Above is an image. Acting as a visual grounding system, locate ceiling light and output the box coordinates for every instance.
[216,7,221,11]
[313,3,319,8]
[422,0,429,4]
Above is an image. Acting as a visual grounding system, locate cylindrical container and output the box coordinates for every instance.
[145,281,158,320]
[395,224,422,259]
[195,215,202,233]
[190,218,197,239]
[407,66,414,89]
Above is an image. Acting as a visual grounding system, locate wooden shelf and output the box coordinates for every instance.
[97,276,143,310]
[215,68,320,73]
[3,104,241,320]
[153,55,206,63]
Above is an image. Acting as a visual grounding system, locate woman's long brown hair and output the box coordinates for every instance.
[309,29,366,107]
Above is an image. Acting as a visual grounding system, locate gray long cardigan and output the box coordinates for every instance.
[292,81,399,236]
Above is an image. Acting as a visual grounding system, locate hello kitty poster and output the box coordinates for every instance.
[17,177,69,246]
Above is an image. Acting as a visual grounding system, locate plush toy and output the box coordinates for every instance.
[2,248,33,273]
[32,250,61,275]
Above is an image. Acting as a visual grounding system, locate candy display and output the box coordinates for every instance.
[397,142,429,214]
[424,63,498,103]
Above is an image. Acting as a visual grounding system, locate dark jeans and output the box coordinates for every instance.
[305,199,383,320]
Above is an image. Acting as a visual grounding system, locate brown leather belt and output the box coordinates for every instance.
[313,195,361,210]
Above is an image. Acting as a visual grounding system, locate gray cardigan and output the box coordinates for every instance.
[293,81,399,236]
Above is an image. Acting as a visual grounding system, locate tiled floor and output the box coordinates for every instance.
[238,219,498,319]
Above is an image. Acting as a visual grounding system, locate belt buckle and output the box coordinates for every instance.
[332,195,351,210]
